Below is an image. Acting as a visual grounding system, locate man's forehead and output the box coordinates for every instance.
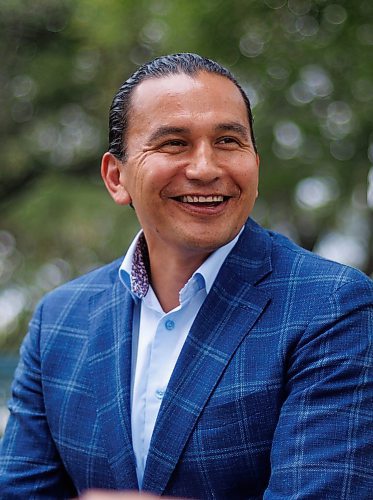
[123,72,252,150]
[128,71,249,132]
[130,71,244,106]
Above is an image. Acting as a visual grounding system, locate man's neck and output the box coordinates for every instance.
[148,248,211,313]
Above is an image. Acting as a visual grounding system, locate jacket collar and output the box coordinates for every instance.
[88,279,138,490]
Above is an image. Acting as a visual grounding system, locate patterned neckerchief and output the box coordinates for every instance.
[131,233,151,298]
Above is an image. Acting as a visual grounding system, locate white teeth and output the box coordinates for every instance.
[180,195,224,203]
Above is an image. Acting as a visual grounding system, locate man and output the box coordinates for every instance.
[0,53,372,499]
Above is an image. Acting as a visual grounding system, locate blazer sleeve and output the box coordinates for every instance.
[264,276,373,499]
[0,301,77,499]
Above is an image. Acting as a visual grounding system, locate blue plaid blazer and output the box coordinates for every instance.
[1,219,372,499]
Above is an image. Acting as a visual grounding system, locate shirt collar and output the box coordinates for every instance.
[119,231,149,299]
[194,227,243,294]
[119,227,244,300]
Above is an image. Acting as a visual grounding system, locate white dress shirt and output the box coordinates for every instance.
[119,229,242,487]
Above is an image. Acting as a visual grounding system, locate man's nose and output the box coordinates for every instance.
[184,142,221,182]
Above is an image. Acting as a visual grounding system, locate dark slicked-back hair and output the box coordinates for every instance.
[109,53,257,160]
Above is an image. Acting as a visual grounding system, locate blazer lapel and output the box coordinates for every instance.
[142,219,273,494]
[88,278,138,490]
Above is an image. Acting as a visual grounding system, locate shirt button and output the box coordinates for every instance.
[165,319,175,330]
[155,389,164,399]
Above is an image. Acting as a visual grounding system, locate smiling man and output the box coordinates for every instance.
[102,69,259,312]
[1,53,372,499]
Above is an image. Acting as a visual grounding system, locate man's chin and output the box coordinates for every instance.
[173,230,240,255]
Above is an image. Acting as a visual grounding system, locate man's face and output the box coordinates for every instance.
[118,71,259,259]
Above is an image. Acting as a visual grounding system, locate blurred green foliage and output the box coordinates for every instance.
[1,0,373,352]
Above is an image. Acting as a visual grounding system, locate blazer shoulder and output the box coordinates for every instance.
[268,229,373,293]
[38,257,124,312]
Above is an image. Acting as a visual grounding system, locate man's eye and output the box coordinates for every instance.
[217,137,240,145]
[158,140,187,153]
[162,140,186,147]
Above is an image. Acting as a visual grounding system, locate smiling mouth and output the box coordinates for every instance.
[172,195,230,206]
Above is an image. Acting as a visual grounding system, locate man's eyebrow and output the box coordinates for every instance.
[147,126,189,144]
[215,122,250,139]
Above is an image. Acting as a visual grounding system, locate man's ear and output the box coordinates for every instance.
[255,153,260,198]
[101,152,132,206]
